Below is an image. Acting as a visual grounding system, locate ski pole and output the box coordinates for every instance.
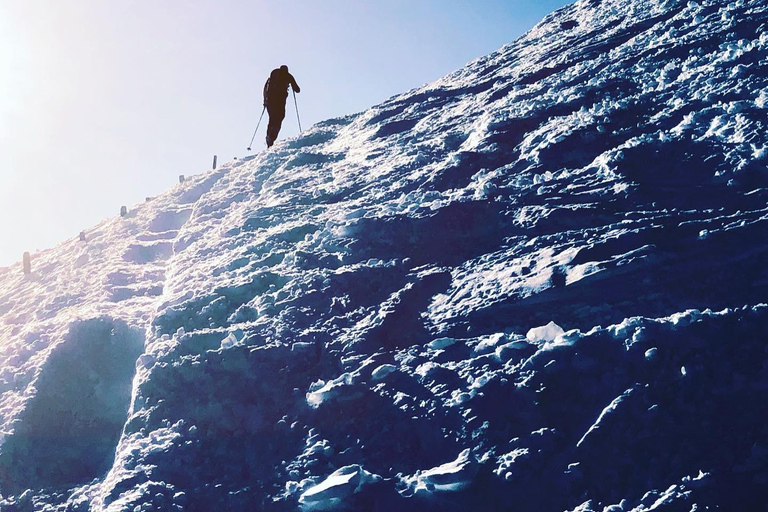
[292,89,302,133]
[246,106,266,151]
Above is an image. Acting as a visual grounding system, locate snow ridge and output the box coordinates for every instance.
[1,0,767,510]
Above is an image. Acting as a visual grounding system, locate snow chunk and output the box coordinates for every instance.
[298,465,380,511]
[219,331,243,350]
[526,321,565,343]
[371,364,397,381]
[306,373,360,408]
[399,449,477,496]
[473,333,507,353]
[428,337,457,350]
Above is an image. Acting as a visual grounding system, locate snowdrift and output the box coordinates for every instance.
[1,0,767,510]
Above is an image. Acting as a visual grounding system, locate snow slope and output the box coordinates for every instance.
[1,0,767,510]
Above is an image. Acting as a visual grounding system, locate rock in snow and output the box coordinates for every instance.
[1,0,767,510]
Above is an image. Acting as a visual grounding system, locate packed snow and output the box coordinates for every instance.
[1,0,767,510]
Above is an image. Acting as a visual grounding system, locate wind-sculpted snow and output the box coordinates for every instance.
[1,0,767,510]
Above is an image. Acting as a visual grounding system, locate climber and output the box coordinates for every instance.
[263,65,300,148]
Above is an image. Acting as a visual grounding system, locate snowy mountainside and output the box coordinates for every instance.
[1,0,768,510]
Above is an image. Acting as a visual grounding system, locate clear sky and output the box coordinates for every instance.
[0,0,571,268]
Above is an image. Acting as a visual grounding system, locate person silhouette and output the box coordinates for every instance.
[263,65,300,148]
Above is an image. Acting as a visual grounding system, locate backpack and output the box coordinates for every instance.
[264,68,290,105]
[263,78,271,106]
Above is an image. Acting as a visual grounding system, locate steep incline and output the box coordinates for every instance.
[1,0,767,510]
[0,168,230,494]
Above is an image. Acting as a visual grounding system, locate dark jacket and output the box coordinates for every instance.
[263,68,300,107]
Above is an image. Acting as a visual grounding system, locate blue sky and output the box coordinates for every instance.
[0,0,572,267]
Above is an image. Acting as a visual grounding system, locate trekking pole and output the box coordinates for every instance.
[292,89,302,133]
[246,106,266,151]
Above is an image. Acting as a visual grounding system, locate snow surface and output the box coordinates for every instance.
[1,0,767,510]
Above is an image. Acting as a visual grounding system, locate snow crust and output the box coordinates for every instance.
[1,0,767,510]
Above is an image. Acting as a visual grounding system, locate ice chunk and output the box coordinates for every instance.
[399,449,477,496]
[298,465,380,511]
[220,332,240,349]
[473,333,506,353]
[371,364,397,381]
[428,337,457,350]
[526,321,565,343]
[306,373,357,408]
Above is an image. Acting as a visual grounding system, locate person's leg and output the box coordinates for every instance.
[266,103,286,147]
